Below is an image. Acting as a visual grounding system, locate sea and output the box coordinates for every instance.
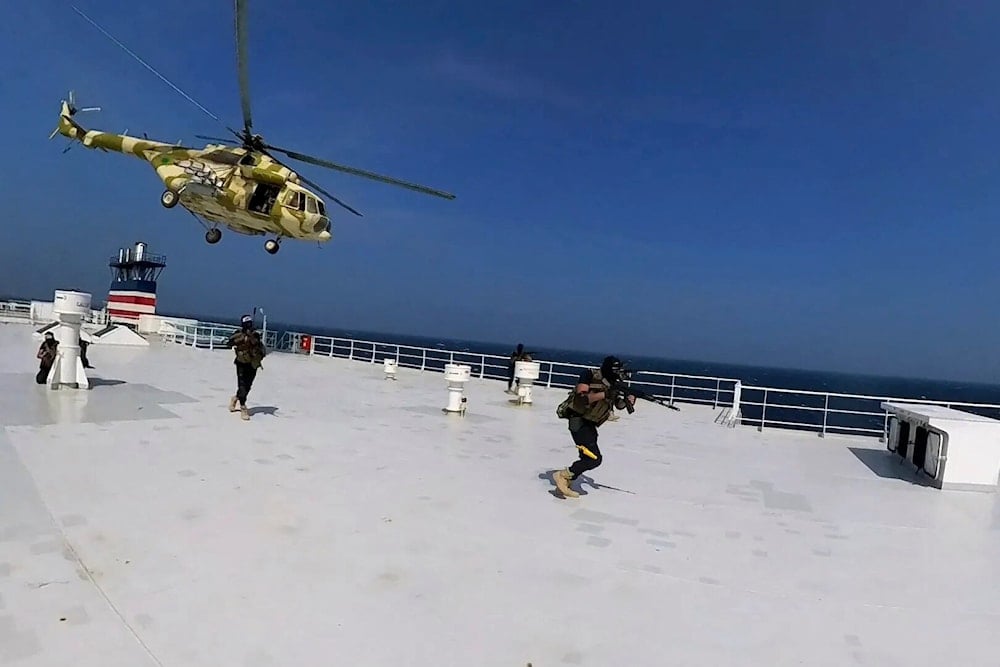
[175,311,1000,437]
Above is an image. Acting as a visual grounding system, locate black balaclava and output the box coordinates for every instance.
[601,356,622,382]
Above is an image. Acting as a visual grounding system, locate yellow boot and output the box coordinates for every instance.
[229,396,239,412]
[554,469,579,498]
[240,405,250,421]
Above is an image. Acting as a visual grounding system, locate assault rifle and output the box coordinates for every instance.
[613,368,680,413]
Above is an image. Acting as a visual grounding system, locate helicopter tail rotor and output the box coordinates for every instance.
[50,90,101,145]
[66,90,102,116]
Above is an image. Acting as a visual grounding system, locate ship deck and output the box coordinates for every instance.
[1,322,998,666]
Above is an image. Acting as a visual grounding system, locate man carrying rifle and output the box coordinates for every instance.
[553,356,636,498]
[225,314,266,421]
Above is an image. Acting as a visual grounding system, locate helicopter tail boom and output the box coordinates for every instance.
[52,98,175,160]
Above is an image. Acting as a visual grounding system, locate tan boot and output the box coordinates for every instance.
[240,406,250,421]
[553,469,579,498]
[229,396,238,412]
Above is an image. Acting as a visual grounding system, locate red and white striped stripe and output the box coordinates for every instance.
[108,290,156,323]
[108,291,156,306]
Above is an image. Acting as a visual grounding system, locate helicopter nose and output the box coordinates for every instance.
[318,230,331,242]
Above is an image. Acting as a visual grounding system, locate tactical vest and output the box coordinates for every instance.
[558,369,614,425]
[232,331,265,368]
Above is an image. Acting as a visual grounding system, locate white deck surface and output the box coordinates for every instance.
[1,322,999,666]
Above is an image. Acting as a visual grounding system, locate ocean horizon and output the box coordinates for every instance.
[3,292,987,396]
[167,309,1000,408]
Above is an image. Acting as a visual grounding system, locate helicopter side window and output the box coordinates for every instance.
[305,195,318,215]
[286,191,303,210]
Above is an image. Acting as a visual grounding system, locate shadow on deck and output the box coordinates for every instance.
[848,446,936,487]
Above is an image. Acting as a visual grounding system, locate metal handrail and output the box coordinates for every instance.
[0,299,109,326]
[0,300,32,321]
[108,253,167,266]
[161,322,238,349]
[161,321,1000,441]
[160,321,281,351]
[274,330,738,406]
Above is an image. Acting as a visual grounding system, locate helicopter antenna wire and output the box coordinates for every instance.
[71,5,223,124]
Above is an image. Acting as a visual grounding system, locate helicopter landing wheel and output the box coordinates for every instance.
[160,189,179,208]
[205,228,222,244]
[264,239,280,255]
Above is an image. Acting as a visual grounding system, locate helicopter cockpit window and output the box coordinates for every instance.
[286,191,303,210]
[317,199,326,217]
[305,195,318,214]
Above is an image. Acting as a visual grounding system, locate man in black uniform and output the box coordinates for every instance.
[35,332,59,384]
[506,343,532,393]
[79,338,93,369]
[553,355,635,498]
[225,314,266,420]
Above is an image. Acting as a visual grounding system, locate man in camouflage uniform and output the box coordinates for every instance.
[225,314,266,420]
[553,356,636,498]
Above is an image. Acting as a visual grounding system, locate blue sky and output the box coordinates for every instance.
[3,1,1000,382]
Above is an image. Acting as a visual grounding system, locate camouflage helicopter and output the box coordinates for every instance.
[52,2,455,255]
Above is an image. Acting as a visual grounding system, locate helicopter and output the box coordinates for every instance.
[51,2,455,255]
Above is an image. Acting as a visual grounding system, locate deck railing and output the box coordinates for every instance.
[0,300,32,322]
[1,299,110,325]
[156,322,1000,441]
[278,329,737,408]
[159,322,280,350]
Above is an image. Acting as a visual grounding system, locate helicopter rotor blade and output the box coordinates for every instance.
[71,5,224,126]
[299,174,364,217]
[264,144,456,200]
[196,134,239,145]
[234,0,253,135]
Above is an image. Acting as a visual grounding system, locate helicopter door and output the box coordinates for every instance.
[248,183,282,215]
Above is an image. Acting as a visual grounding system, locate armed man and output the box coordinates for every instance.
[225,314,266,420]
[553,355,636,498]
[35,332,59,384]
